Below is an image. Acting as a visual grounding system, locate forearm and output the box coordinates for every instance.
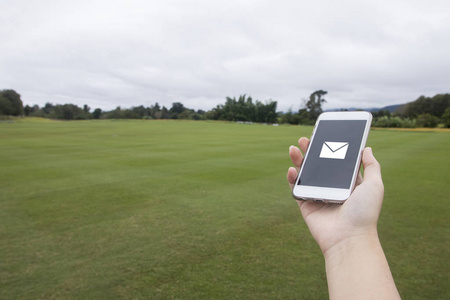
[324,232,401,300]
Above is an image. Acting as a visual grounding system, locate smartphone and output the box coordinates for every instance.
[292,111,372,204]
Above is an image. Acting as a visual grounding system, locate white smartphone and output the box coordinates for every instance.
[292,111,372,204]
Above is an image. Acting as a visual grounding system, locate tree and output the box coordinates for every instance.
[43,103,54,115]
[24,105,32,116]
[131,105,147,118]
[0,89,23,116]
[305,90,327,120]
[169,102,186,119]
[442,107,450,128]
[298,108,313,125]
[417,113,438,128]
[51,104,86,120]
[373,110,391,118]
[178,109,195,119]
[405,94,450,118]
[255,100,277,123]
[106,106,124,119]
[161,106,170,119]
[92,108,102,119]
[210,95,278,123]
[28,105,44,117]
[0,95,15,115]
[150,102,161,119]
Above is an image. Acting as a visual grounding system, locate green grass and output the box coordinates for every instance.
[0,119,449,299]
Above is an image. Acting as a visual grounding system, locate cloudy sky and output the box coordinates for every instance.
[1,0,449,112]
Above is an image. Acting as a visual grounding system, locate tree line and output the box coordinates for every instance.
[1,89,449,127]
[10,93,279,123]
[370,94,450,128]
[279,91,450,128]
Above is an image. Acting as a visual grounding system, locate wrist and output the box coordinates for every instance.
[323,230,401,300]
[323,229,380,262]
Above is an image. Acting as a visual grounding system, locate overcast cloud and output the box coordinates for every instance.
[1,0,449,112]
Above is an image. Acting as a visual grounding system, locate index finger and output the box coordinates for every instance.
[289,137,310,169]
[298,137,310,155]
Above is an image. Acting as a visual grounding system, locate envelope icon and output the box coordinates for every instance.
[319,142,349,159]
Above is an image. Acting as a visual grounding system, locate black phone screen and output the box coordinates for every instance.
[298,120,368,189]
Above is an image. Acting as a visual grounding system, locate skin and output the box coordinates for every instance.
[287,137,401,300]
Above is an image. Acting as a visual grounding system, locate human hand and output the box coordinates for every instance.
[287,137,384,257]
[288,138,401,300]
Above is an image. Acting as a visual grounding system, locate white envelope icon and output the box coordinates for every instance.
[319,142,349,159]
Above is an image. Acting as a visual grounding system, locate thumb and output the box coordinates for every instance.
[362,147,383,186]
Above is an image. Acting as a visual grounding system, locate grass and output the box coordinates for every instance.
[0,119,449,299]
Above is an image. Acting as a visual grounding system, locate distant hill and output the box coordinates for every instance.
[326,103,408,113]
[331,93,449,115]
[370,103,407,114]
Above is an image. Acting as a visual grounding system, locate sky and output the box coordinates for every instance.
[1,0,449,112]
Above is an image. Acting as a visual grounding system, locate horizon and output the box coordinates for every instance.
[18,93,413,114]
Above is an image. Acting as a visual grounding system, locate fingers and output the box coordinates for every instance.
[289,137,310,169]
[298,137,310,155]
[288,137,310,190]
[289,145,303,169]
[355,171,363,186]
[287,167,298,190]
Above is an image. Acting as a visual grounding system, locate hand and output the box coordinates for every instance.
[288,137,401,299]
[287,137,384,256]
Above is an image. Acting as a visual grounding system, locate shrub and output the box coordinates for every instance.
[441,107,450,128]
[372,116,417,128]
[416,113,438,128]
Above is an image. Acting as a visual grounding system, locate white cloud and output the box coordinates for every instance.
[0,0,449,112]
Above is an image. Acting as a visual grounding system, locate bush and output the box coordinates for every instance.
[372,116,417,128]
[441,107,450,128]
[416,113,438,128]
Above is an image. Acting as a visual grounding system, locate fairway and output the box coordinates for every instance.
[1,119,449,299]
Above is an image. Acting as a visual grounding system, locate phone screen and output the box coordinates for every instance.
[298,120,368,189]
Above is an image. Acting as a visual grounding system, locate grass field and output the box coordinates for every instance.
[1,119,449,299]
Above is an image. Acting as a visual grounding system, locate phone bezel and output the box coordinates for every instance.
[292,111,372,203]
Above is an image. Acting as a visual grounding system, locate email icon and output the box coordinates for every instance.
[319,142,349,159]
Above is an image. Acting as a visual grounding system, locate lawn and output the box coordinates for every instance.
[0,119,449,299]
